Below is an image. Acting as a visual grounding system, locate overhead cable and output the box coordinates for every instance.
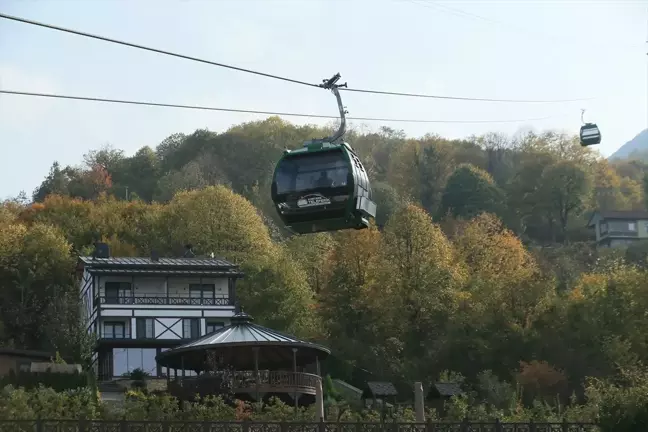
[0,13,319,89]
[0,12,592,104]
[0,89,564,124]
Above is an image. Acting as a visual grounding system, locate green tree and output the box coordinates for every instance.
[158,185,274,262]
[539,160,593,243]
[32,162,71,202]
[319,227,385,374]
[284,233,334,294]
[153,161,208,202]
[238,247,318,338]
[376,204,466,379]
[440,164,504,220]
[0,222,77,353]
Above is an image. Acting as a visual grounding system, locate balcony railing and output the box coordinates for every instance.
[169,371,320,398]
[606,230,639,238]
[99,330,132,339]
[98,295,233,306]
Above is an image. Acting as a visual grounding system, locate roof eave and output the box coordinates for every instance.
[156,340,331,366]
[78,256,240,270]
[586,211,600,228]
[86,267,244,276]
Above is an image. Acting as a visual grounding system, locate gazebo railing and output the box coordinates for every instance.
[170,370,320,396]
[235,370,320,389]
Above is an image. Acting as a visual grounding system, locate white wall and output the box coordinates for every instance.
[98,316,230,340]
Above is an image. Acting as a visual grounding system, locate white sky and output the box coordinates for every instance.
[1,0,647,198]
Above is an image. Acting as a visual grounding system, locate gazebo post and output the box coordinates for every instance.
[315,355,323,420]
[181,356,185,385]
[292,348,298,410]
[253,347,260,402]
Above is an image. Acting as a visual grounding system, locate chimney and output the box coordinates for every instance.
[183,244,195,258]
[93,242,110,259]
[151,250,160,262]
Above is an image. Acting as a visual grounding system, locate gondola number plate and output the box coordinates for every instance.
[297,194,331,208]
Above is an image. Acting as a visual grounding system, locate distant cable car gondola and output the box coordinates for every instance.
[580,109,601,147]
[270,73,377,234]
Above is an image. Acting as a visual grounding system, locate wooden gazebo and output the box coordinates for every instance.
[156,312,330,410]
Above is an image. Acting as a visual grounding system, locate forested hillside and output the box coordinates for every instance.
[3,117,648,415]
[31,117,648,244]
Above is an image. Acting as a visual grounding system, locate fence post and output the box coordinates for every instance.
[425,418,432,432]
[319,417,326,432]
[494,418,502,432]
[562,418,569,432]
[242,419,250,432]
[35,418,43,432]
[79,418,88,432]
[120,419,128,432]
[460,417,469,432]
[529,419,535,432]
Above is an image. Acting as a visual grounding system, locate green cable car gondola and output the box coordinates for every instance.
[579,109,601,147]
[270,74,377,234]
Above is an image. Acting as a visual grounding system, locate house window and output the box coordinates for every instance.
[136,318,154,339]
[189,284,215,305]
[629,222,637,231]
[113,348,157,378]
[104,321,126,339]
[105,282,132,304]
[182,319,199,339]
[600,222,608,235]
[17,360,31,373]
[206,321,225,335]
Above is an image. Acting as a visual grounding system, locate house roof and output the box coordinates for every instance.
[599,210,648,220]
[156,312,330,370]
[78,256,242,276]
[0,348,56,361]
[587,210,648,227]
[82,268,240,277]
[428,382,463,397]
[363,381,399,398]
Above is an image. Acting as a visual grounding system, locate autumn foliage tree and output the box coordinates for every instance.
[5,118,648,424]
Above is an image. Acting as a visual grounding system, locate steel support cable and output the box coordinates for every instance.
[0,89,565,124]
[0,12,593,104]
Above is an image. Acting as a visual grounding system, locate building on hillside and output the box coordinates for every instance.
[426,382,463,414]
[0,348,54,377]
[587,210,648,247]
[77,243,244,381]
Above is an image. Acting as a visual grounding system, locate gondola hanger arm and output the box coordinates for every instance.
[319,73,348,143]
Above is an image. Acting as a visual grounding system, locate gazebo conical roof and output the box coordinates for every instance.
[156,311,330,371]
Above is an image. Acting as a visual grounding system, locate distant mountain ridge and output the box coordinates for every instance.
[609,129,648,160]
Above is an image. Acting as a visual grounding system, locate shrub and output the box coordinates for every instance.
[0,370,89,392]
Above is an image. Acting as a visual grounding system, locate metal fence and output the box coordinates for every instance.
[0,420,600,432]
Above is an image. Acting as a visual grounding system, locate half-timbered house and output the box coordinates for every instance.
[77,244,243,381]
